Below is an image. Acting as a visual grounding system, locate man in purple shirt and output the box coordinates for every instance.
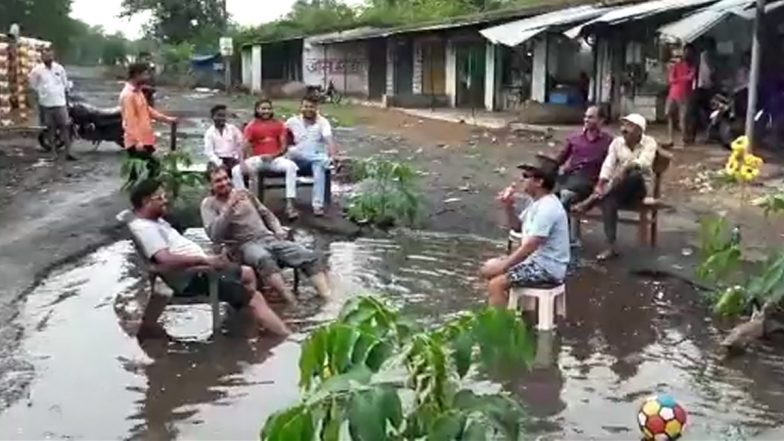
[553,105,612,211]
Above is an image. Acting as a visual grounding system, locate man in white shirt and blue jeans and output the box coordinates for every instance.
[28,47,73,160]
[480,155,570,307]
[285,96,338,216]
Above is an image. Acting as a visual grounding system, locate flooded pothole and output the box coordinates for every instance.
[2,229,784,440]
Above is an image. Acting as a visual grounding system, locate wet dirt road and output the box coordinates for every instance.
[3,229,784,440]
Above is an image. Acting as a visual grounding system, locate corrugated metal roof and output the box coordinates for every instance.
[657,0,752,42]
[737,0,784,19]
[305,27,386,44]
[277,0,642,45]
[480,4,609,47]
[565,0,720,38]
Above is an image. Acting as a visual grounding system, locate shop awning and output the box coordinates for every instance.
[480,5,609,47]
[565,0,719,39]
[737,0,784,19]
[658,0,760,42]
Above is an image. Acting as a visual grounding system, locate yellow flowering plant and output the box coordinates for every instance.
[724,136,764,182]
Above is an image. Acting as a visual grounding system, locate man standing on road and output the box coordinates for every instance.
[120,62,176,181]
[202,166,332,305]
[128,178,291,340]
[286,96,338,217]
[480,156,570,307]
[28,47,74,160]
[665,44,696,148]
[233,99,300,220]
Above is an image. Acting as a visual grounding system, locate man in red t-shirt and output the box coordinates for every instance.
[665,44,696,148]
[231,99,300,219]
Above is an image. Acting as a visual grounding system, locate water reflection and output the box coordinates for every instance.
[2,230,784,440]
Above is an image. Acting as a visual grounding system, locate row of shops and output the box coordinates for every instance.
[241,0,784,123]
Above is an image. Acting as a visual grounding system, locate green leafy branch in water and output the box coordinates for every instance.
[347,158,422,228]
[698,213,784,317]
[121,150,204,201]
[261,296,533,441]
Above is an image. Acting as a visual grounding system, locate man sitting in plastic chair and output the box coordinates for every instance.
[479,155,570,307]
[125,178,291,339]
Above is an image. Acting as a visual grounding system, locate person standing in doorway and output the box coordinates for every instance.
[665,44,695,148]
[285,96,338,217]
[232,99,300,220]
[204,104,243,171]
[691,37,718,142]
[28,47,73,160]
[120,62,177,182]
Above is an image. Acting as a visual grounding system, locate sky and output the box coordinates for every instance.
[70,0,364,40]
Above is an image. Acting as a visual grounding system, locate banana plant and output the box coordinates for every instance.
[261,296,534,441]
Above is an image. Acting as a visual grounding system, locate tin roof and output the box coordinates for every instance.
[480,4,609,47]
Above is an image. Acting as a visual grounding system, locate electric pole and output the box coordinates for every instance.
[745,0,766,152]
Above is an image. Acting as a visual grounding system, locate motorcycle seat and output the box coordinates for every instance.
[72,102,121,117]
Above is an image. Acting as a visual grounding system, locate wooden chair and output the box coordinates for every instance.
[572,149,672,247]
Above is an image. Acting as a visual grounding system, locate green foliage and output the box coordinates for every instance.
[0,0,74,55]
[697,217,784,317]
[160,42,195,75]
[753,191,784,217]
[121,150,204,201]
[121,0,228,49]
[696,217,741,283]
[347,158,422,228]
[262,296,532,441]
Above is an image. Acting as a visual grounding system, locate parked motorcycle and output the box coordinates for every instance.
[709,82,784,150]
[707,90,741,150]
[38,92,124,152]
[306,80,343,105]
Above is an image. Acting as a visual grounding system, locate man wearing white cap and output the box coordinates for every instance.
[575,114,658,261]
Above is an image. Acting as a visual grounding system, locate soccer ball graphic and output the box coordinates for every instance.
[637,394,687,440]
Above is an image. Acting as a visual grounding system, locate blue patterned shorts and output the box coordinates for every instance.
[506,261,560,288]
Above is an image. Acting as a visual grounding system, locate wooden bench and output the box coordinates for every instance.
[256,162,332,207]
[572,149,672,247]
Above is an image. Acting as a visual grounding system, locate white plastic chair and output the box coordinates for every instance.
[506,229,566,331]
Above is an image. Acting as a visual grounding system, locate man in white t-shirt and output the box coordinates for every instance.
[480,155,570,307]
[285,96,338,216]
[204,104,244,170]
[127,179,290,339]
[28,47,73,160]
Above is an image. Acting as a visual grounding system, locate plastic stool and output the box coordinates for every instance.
[508,284,566,331]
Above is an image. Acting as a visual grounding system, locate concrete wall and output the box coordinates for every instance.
[241,48,252,88]
[386,41,395,96]
[303,40,369,97]
[251,45,262,93]
[531,36,548,103]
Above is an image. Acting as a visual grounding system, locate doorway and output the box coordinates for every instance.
[455,43,485,108]
[394,39,414,95]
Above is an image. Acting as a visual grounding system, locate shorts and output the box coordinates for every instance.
[180,264,250,310]
[506,260,560,288]
[240,238,320,279]
[665,98,688,120]
[40,106,69,130]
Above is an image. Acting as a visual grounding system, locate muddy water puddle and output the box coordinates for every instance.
[2,230,784,440]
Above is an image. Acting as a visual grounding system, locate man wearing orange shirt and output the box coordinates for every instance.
[120,62,176,180]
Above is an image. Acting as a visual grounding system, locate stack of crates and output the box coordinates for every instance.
[0,33,49,128]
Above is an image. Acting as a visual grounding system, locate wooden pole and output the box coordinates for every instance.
[744,0,766,153]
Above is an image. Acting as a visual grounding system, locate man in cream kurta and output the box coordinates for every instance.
[576,114,658,261]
